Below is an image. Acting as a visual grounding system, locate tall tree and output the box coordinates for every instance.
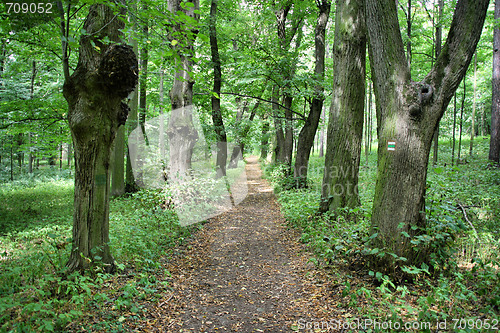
[490,0,500,163]
[293,0,331,188]
[260,116,270,160]
[458,76,466,163]
[166,0,200,180]
[125,4,140,193]
[470,51,477,156]
[273,2,304,169]
[431,0,444,165]
[209,0,227,178]
[61,2,138,272]
[28,60,36,174]
[319,0,365,212]
[366,0,488,268]
[139,2,149,141]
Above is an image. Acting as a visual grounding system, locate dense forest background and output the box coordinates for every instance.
[0,0,499,331]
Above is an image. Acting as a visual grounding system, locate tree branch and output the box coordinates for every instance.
[220,92,306,121]
[457,203,478,240]
[428,0,489,105]
[56,1,70,81]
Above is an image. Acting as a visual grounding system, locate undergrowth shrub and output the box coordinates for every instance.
[0,178,198,332]
[264,144,500,330]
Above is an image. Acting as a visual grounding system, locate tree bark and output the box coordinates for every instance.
[490,0,500,163]
[167,0,199,181]
[293,0,331,188]
[63,2,138,272]
[367,0,488,268]
[319,0,365,213]
[209,0,227,178]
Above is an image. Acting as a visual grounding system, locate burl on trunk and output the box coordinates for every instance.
[63,4,138,272]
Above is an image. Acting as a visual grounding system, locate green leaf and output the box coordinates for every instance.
[433,167,443,174]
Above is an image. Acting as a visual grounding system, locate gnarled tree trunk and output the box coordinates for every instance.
[63,3,138,272]
[367,0,489,268]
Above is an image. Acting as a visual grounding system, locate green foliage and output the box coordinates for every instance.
[0,174,199,331]
[268,138,500,330]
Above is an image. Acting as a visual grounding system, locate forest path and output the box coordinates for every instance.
[137,156,344,332]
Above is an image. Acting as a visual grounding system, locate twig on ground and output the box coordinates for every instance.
[457,203,479,240]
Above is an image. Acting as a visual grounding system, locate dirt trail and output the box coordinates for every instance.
[138,157,344,332]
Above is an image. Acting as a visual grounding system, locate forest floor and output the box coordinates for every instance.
[130,156,347,332]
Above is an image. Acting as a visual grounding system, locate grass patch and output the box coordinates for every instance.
[0,169,202,332]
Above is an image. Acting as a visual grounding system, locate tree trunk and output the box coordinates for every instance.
[406,0,412,71]
[274,2,304,172]
[319,106,325,158]
[67,141,72,167]
[432,0,444,166]
[167,0,199,181]
[319,0,365,213]
[139,7,148,145]
[29,60,37,174]
[458,77,466,163]
[366,0,488,268]
[10,137,13,181]
[159,65,166,163]
[365,81,373,165]
[452,93,457,165]
[125,9,139,193]
[260,116,270,160]
[111,126,125,196]
[16,134,23,169]
[490,0,500,163]
[294,0,331,188]
[63,3,138,272]
[470,51,477,156]
[283,95,293,171]
[209,0,227,178]
[272,85,286,164]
